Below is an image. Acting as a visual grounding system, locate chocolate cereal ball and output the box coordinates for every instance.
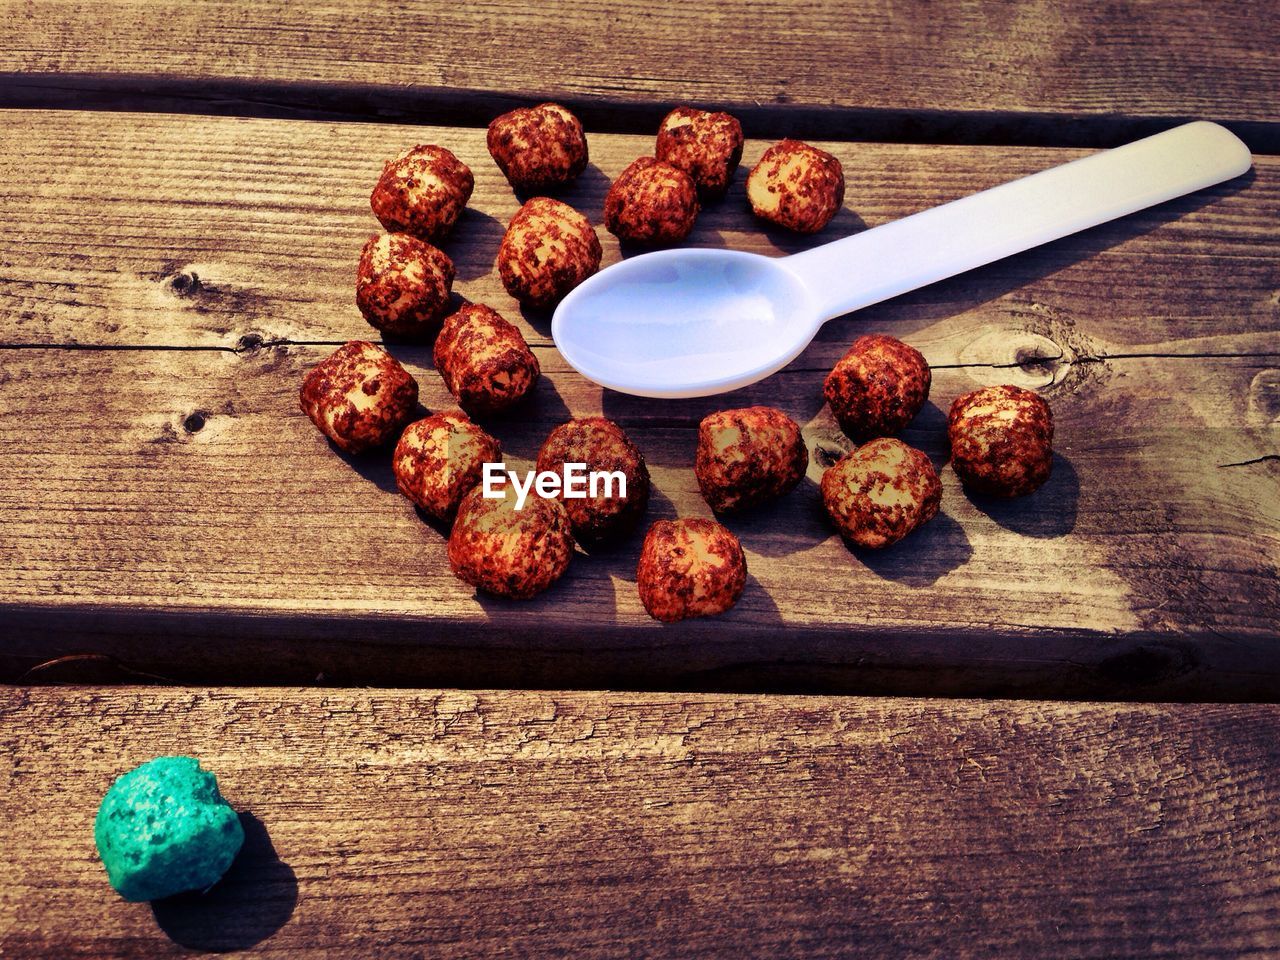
[300,341,418,454]
[822,438,941,549]
[393,410,502,522]
[447,485,574,599]
[636,518,747,623]
[487,102,588,193]
[498,197,602,310]
[434,304,541,416]
[536,417,650,543]
[604,156,700,246]
[356,232,455,338]
[948,385,1054,498]
[824,335,931,441]
[695,406,808,514]
[655,106,744,199]
[747,139,845,233]
[370,144,474,242]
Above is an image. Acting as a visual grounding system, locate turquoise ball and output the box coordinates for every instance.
[94,756,245,902]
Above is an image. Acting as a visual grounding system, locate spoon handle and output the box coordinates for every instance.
[784,121,1252,324]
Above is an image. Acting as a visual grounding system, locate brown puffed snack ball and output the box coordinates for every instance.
[604,156,700,246]
[487,102,588,193]
[447,485,574,599]
[636,518,747,623]
[393,411,502,522]
[821,438,941,549]
[824,335,931,441]
[497,197,602,310]
[300,341,418,455]
[535,417,650,543]
[695,406,808,514]
[948,385,1054,498]
[370,144,474,242]
[355,232,455,338]
[655,106,744,199]
[434,304,541,416]
[747,139,845,233]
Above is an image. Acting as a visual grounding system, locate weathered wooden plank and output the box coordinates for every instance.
[1,343,1276,696]
[1,109,1276,357]
[0,109,1276,696]
[1,1,1278,148]
[1,687,1278,957]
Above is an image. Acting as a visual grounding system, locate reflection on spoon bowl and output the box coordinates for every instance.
[551,249,818,399]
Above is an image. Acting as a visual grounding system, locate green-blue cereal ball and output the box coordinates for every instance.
[94,756,245,902]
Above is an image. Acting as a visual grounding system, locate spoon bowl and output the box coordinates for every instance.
[551,248,817,398]
[552,122,1251,399]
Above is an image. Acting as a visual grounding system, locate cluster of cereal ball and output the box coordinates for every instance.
[301,103,1054,622]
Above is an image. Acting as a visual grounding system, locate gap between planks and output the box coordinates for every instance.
[1,75,1279,154]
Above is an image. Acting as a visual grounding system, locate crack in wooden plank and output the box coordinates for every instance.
[1218,454,1280,468]
[2,341,1278,368]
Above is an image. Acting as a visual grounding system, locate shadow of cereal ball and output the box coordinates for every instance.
[152,813,298,952]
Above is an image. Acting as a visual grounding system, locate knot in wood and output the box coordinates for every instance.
[959,328,1072,389]
[169,271,201,297]
[235,332,266,354]
[1247,369,1280,425]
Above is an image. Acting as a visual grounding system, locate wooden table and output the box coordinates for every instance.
[0,1,1277,955]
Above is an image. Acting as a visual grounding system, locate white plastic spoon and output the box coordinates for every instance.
[551,121,1251,398]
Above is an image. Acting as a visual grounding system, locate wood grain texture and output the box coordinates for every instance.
[0,110,1277,697]
[1,687,1278,958]
[0,0,1278,148]
[2,111,1277,354]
